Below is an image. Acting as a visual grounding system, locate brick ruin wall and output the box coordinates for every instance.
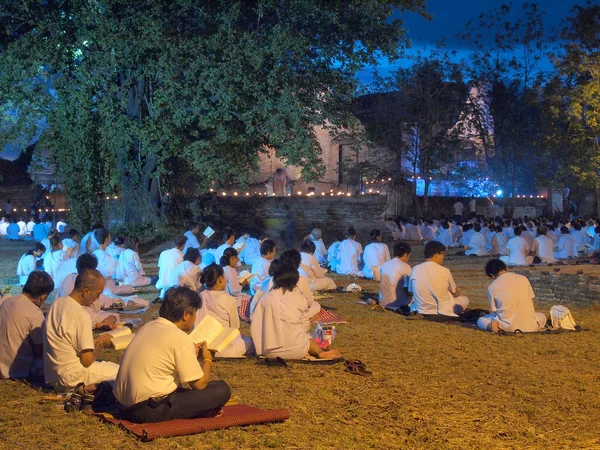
[515,269,600,308]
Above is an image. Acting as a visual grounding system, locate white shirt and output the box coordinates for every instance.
[80,231,99,254]
[201,290,240,330]
[405,224,423,241]
[505,236,530,266]
[521,230,535,249]
[156,248,183,289]
[169,260,201,291]
[237,236,261,266]
[453,202,464,215]
[379,258,412,308]
[93,249,119,279]
[327,242,341,272]
[17,254,37,285]
[223,265,243,296]
[114,317,203,407]
[250,257,272,294]
[556,234,576,259]
[62,238,79,258]
[17,221,27,236]
[26,221,35,233]
[409,261,459,317]
[487,272,540,332]
[421,225,435,240]
[435,228,454,247]
[466,232,489,256]
[214,243,232,266]
[182,230,200,254]
[337,238,363,275]
[534,235,555,262]
[116,249,145,285]
[0,295,45,379]
[490,232,508,255]
[106,243,123,259]
[46,250,68,282]
[43,296,95,388]
[311,238,328,265]
[0,220,8,235]
[299,252,327,279]
[362,242,390,279]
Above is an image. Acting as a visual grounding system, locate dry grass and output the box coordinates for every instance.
[1,239,600,449]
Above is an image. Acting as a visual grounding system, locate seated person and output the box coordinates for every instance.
[477,259,546,333]
[62,229,80,259]
[114,287,231,423]
[182,222,202,254]
[279,250,320,321]
[5,218,21,240]
[326,234,343,273]
[80,224,103,254]
[156,235,187,298]
[44,235,68,282]
[465,223,489,256]
[116,236,152,287]
[249,239,276,295]
[220,247,249,298]
[409,241,469,317]
[17,243,46,285]
[299,240,337,290]
[169,248,202,292]
[250,259,341,360]
[337,226,364,277]
[434,222,454,247]
[236,229,262,266]
[489,225,508,256]
[404,221,424,242]
[43,270,118,391]
[589,225,600,255]
[17,217,27,237]
[362,229,391,280]
[214,227,237,266]
[309,228,328,265]
[500,227,533,266]
[106,236,125,259]
[555,226,577,259]
[379,242,412,310]
[198,264,255,357]
[532,226,556,263]
[0,271,54,380]
[32,221,48,241]
[92,228,133,296]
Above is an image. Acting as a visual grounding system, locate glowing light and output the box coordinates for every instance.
[368,189,373,193]
[297,191,302,195]
[496,190,502,196]
[233,192,238,196]
[209,188,213,192]
[321,192,326,196]
[222,192,227,196]
[388,178,391,181]
[346,193,351,197]
[245,193,250,196]
[530,195,533,198]
[106,196,110,200]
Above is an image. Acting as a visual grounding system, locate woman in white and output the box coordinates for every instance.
[362,229,390,280]
[434,222,454,247]
[555,226,577,259]
[198,264,254,357]
[250,259,341,360]
[336,226,363,277]
[106,236,125,259]
[169,248,202,291]
[326,234,343,273]
[220,247,251,308]
[500,227,533,266]
[532,226,555,263]
[45,235,68,282]
[236,232,262,266]
[465,223,489,256]
[61,229,80,259]
[309,228,328,265]
[116,236,152,286]
[490,225,508,256]
[299,240,336,290]
[17,243,46,285]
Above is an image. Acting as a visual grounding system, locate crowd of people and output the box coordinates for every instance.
[0,209,582,424]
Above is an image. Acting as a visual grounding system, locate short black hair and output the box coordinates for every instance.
[485,258,507,278]
[514,227,522,236]
[94,228,109,246]
[537,226,547,236]
[300,239,316,254]
[188,222,199,231]
[473,223,481,232]
[174,235,188,248]
[560,226,570,235]
[49,235,61,250]
[22,271,54,298]
[346,226,357,238]
[219,247,238,267]
[184,247,200,263]
[113,236,125,246]
[280,249,301,269]
[260,239,276,256]
[124,236,139,250]
[200,263,224,288]
[370,229,381,241]
[33,242,46,254]
[76,253,98,273]
[69,229,79,238]
[221,226,235,242]
[159,286,202,322]
[393,241,411,258]
[424,241,446,259]
[272,259,299,293]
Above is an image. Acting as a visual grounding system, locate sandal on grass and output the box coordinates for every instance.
[64,383,85,413]
[344,359,372,376]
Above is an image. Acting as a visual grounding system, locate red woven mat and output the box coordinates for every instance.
[311,308,347,324]
[239,298,251,322]
[89,404,289,441]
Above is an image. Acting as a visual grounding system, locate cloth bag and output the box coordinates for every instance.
[550,305,577,330]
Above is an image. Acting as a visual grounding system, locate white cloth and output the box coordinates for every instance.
[405,224,423,241]
[378,258,412,308]
[26,221,35,234]
[114,317,203,407]
[434,229,454,247]
[409,261,469,317]
[311,238,328,265]
[214,243,231,266]
[156,248,183,290]
[362,242,390,279]
[477,272,545,332]
[299,252,336,290]
[237,236,261,266]
[500,236,532,266]
[453,202,464,216]
[17,254,37,285]
[250,257,271,295]
[465,232,489,256]
[0,220,8,235]
[327,242,341,273]
[421,225,435,241]
[80,231,99,254]
[490,232,508,256]
[250,288,310,360]
[17,221,27,236]
[46,250,68,282]
[106,243,123,259]
[521,230,535,250]
[116,249,150,286]
[554,234,577,259]
[337,238,363,276]
[62,238,80,259]
[43,296,118,390]
[169,260,202,291]
[223,265,243,297]
[93,249,119,279]
[533,235,555,263]
[182,230,201,254]
[56,221,67,233]
[0,294,45,379]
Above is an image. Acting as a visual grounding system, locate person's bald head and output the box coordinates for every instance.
[73,269,106,307]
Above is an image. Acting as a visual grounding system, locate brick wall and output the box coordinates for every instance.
[514,269,600,307]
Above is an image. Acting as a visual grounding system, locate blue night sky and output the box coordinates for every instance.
[357,0,586,84]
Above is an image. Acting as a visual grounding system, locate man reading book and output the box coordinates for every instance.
[114,286,231,423]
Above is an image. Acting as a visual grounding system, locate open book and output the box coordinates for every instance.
[102,327,135,351]
[233,242,246,252]
[188,314,240,353]
[203,226,215,238]
[238,270,256,284]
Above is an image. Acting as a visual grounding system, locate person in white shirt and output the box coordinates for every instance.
[214,227,237,267]
[460,223,474,247]
[299,240,336,290]
[570,222,588,253]
[326,234,343,273]
[465,223,489,256]
[182,222,202,254]
[468,196,476,217]
[106,236,125,259]
[309,228,328,265]
[421,221,436,242]
[44,235,69,282]
[362,229,391,280]
[219,247,251,307]
[62,229,80,259]
[532,226,556,263]
[17,217,27,237]
[250,239,277,295]
[589,225,600,255]
[477,259,546,333]
[116,237,152,287]
[0,271,54,380]
[521,224,535,250]
[490,225,508,256]
[250,259,341,360]
[0,217,8,235]
[405,221,424,242]
[546,224,559,245]
[80,224,103,254]
[453,199,464,218]
[379,242,412,311]
[554,226,577,259]
[409,241,469,317]
[43,270,118,391]
[500,227,533,266]
[114,286,231,423]
[337,226,364,277]
[17,243,46,285]
[434,222,454,247]
[236,230,262,266]
[451,220,463,247]
[167,248,202,292]
[199,264,254,357]
[156,235,187,297]
[92,228,134,296]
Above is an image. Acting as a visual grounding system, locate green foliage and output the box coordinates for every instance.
[0,0,426,228]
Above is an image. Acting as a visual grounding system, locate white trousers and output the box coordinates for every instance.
[215,335,255,358]
[313,277,337,291]
[55,361,120,391]
[477,312,546,332]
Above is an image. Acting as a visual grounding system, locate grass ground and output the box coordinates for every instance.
[1,239,599,449]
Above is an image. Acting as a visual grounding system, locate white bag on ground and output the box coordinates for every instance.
[550,305,577,330]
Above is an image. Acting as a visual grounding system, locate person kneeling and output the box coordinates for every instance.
[477,259,546,333]
[114,287,231,423]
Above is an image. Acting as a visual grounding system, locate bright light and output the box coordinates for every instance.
[496,190,502,196]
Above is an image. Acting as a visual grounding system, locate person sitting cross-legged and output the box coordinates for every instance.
[378,241,413,311]
[0,271,54,380]
[477,259,546,333]
[43,269,118,392]
[409,241,470,317]
[299,239,337,291]
[114,286,231,423]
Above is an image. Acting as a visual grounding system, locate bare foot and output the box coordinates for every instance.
[490,320,500,334]
[319,348,341,359]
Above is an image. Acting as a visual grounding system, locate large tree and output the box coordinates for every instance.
[0,0,426,229]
